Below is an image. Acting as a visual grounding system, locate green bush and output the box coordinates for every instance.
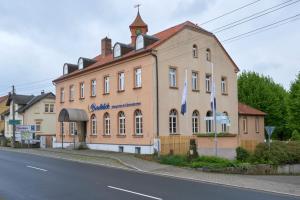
[159,155,188,166]
[291,130,300,141]
[251,141,300,165]
[190,156,237,169]
[236,147,250,162]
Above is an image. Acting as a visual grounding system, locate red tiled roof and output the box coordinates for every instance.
[130,11,148,27]
[238,102,266,116]
[53,21,239,83]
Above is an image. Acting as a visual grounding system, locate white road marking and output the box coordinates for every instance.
[108,186,162,200]
[26,165,48,172]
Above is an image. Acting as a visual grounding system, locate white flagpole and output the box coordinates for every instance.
[211,62,218,156]
[185,69,188,134]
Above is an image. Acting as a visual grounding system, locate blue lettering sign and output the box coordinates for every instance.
[89,102,141,112]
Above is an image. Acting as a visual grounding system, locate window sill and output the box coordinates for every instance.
[132,134,143,138]
[169,86,178,90]
[117,90,125,93]
[221,93,228,96]
[79,98,85,100]
[90,134,98,137]
[60,101,64,104]
[169,133,180,135]
[243,132,248,134]
[133,86,142,90]
[90,95,96,98]
[102,134,111,138]
[206,91,211,94]
[103,93,110,96]
[192,89,200,92]
[69,99,74,102]
[116,134,126,138]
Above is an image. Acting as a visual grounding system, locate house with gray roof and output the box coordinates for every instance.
[3,91,56,148]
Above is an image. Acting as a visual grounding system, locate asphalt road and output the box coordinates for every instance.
[0,150,298,200]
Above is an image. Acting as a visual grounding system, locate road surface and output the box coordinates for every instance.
[0,150,297,200]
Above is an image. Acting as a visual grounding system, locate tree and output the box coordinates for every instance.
[238,71,289,140]
[287,72,300,133]
[290,130,300,141]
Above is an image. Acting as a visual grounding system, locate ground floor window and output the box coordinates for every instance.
[221,112,228,133]
[91,114,97,135]
[70,122,77,135]
[134,110,143,135]
[206,111,213,133]
[192,110,199,134]
[118,111,125,135]
[169,109,178,134]
[104,113,110,135]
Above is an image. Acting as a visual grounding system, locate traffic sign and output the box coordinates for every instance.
[265,126,275,137]
[9,120,21,125]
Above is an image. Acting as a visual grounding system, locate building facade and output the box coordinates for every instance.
[53,12,244,154]
[4,92,56,148]
[0,95,8,135]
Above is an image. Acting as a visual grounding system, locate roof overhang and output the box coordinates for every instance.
[58,108,88,122]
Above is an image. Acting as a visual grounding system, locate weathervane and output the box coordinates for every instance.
[134,4,141,12]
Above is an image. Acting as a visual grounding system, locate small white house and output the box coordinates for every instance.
[4,91,56,148]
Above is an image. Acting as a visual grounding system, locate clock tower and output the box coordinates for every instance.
[129,10,148,45]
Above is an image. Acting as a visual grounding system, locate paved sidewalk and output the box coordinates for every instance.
[1,147,299,197]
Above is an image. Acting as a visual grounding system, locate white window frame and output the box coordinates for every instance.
[80,82,85,99]
[69,85,75,101]
[70,122,77,135]
[104,113,110,135]
[169,68,177,88]
[192,110,199,134]
[118,111,126,135]
[135,68,142,88]
[221,112,228,133]
[104,76,110,94]
[45,104,49,113]
[192,44,198,58]
[91,115,97,135]
[118,72,125,91]
[206,112,213,133]
[169,109,177,134]
[136,35,144,50]
[114,44,121,58]
[35,121,42,132]
[135,110,143,135]
[221,77,227,94]
[192,71,198,91]
[205,74,211,93]
[91,80,96,97]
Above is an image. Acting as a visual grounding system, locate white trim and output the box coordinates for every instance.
[87,143,154,154]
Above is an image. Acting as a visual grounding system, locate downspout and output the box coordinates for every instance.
[151,51,159,137]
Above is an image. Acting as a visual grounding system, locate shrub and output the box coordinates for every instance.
[159,155,188,166]
[251,141,300,165]
[236,147,250,162]
[290,130,300,141]
[191,156,237,169]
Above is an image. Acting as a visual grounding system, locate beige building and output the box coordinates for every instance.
[0,95,8,136]
[53,12,264,155]
[4,92,56,148]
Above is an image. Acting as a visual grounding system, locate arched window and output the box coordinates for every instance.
[104,112,110,135]
[78,58,84,70]
[206,48,211,62]
[169,109,178,134]
[192,44,198,58]
[91,114,97,135]
[136,35,144,50]
[114,44,121,58]
[134,110,143,135]
[221,112,228,133]
[118,111,125,135]
[192,110,199,134]
[63,64,68,75]
[206,111,213,133]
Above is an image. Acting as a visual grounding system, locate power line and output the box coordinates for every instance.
[222,13,300,42]
[223,17,300,43]
[213,0,299,33]
[200,0,263,25]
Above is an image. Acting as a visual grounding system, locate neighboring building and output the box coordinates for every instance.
[0,95,9,136]
[238,102,266,143]
[4,92,56,148]
[53,11,241,154]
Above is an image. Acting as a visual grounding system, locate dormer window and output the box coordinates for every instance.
[78,58,84,70]
[114,44,121,58]
[63,64,68,75]
[136,35,144,50]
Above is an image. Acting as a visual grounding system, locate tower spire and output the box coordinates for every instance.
[129,5,148,45]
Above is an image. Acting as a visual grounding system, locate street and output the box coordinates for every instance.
[0,150,298,200]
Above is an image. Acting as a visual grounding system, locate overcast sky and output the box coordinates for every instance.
[0,0,299,96]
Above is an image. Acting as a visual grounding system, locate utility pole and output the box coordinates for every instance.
[12,85,16,148]
[210,62,218,156]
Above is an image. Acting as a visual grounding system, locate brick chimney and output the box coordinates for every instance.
[101,37,112,57]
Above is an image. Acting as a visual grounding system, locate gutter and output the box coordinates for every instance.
[151,51,159,137]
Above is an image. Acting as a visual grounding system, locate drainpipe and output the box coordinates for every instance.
[151,51,159,137]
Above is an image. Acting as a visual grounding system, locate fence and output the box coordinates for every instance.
[160,135,192,155]
[240,140,260,152]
